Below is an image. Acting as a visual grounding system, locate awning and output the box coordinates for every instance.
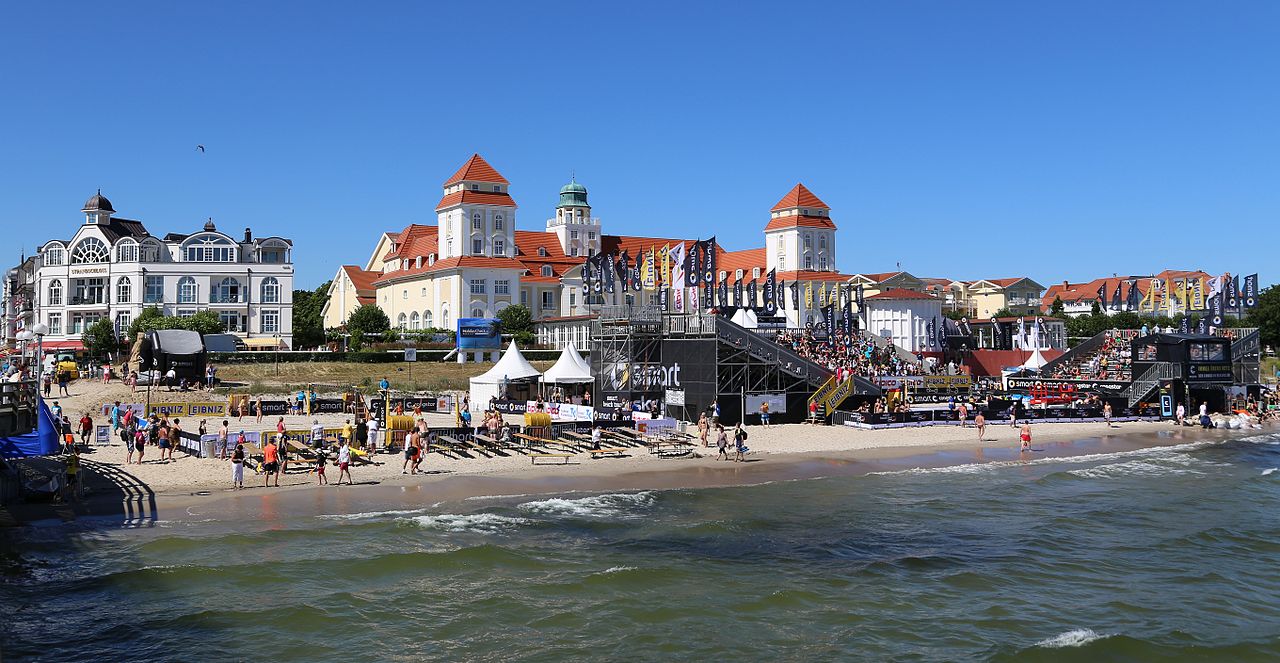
[243,337,284,349]
[41,341,85,351]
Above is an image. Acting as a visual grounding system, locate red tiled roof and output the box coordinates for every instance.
[764,214,837,231]
[774,270,851,282]
[341,265,378,294]
[771,183,829,212]
[443,154,509,186]
[373,256,525,284]
[856,271,905,283]
[866,288,937,300]
[717,248,766,275]
[1040,276,1151,310]
[985,277,1029,288]
[435,190,518,211]
[600,235,695,258]
[383,224,438,261]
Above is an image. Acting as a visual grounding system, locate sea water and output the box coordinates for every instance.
[3,431,1280,661]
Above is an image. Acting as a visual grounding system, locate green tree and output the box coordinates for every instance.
[1048,296,1065,318]
[82,319,120,358]
[346,304,390,349]
[127,306,165,339]
[990,308,1016,319]
[1246,284,1280,350]
[1110,311,1140,330]
[292,280,331,349]
[497,304,534,335]
[180,310,226,336]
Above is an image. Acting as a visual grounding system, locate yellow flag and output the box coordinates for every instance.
[804,281,813,307]
[660,244,670,285]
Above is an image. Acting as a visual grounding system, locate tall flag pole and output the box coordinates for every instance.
[804,281,813,309]
[703,237,716,287]
[618,251,630,293]
[718,277,728,309]
[1096,283,1107,310]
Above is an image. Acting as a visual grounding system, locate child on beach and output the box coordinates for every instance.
[336,440,353,485]
[1020,423,1032,452]
[315,448,328,485]
[716,425,729,461]
[231,444,245,489]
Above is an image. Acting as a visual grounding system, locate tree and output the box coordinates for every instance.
[82,319,120,358]
[127,306,165,339]
[1110,311,1140,330]
[1048,296,1065,318]
[1247,284,1280,350]
[346,304,390,349]
[292,280,331,349]
[180,310,226,336]
[497,304,534,335]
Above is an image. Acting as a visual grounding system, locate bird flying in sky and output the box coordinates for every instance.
[196,144,205,153]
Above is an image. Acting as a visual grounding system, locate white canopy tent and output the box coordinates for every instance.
[469,341,543,407]
[1020,348,1050,371]
[542,343,594,384]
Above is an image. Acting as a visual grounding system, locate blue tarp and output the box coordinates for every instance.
[0,400,61,459]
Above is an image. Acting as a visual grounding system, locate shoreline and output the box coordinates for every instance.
[11,420,1263,528]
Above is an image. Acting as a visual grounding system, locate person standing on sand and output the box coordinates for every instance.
[315,446,328,485]
[78,412,93,447]
[218,420,230,459]
[342,419,354,445]
[716,424,729,461]
[1020,422,1032,452]
[255,396,264,424]
[698,413,709,447]
[355,418,367,453]
[111,401,122,434]
[336,440,353,485]
[957,402,968,428]
[167,419,182,461]
[1175,402,1185,426]
[367,418,380,454]
[733,423,749,462]
[1103,402,1113,427]
[1009,401,1019,429]
[231,443,245,489]
[262,438,281,487]
[975,412,986,441]
[759,401,770,427]
[402,429,418,474]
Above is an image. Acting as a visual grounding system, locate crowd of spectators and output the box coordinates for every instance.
[1045,331,1133,381]
[776,329,928,378]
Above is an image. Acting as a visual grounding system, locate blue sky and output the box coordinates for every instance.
[2,1,1276,289]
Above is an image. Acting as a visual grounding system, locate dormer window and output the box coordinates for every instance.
[735,269,744,280]
[428,254,436,266]
[541,265,553,277]
[752,268,761,280]
[493,185,500,192]
[538,247,548,257]
[471,184,479,191]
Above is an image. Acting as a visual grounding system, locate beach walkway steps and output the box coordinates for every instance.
[1229,328,1261,384]
[1123,362,1182,407]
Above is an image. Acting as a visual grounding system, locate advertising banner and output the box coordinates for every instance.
[1186,363,1233,382]
[745,392,787,415]
[147,402,229,418]
[101,402,145,417]
[1005,377,1128,395]
[457,318,502,350]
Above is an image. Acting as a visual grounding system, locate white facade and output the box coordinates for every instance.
[32,193,295,349]
[859,293,943,353]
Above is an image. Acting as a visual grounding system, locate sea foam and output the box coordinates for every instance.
[401,513,531,534]
[518,491,655,519]
[1035,628,1105,648]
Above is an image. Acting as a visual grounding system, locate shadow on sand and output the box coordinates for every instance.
[1,452,158,527]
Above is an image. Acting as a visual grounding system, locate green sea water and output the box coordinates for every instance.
[4,430,1280,661]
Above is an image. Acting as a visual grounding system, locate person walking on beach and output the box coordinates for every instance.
[715,424,729,461]
[58,370,70,397]
[733,423,749,462]
[311,419,325,446]
[336,439,353,485]
[975,412,987,441]
[367,417,380,454]
[315,446,328,485]
[110,401,122,434]
[591,424,602,451]
[698,413,709,447]
[759,401,770,427]
[402,429,419,474]
[354,418,367,453]
[1020,422,1032,452]
[1009,401,1019,429]
[262,438,281,487]
[78,412,93,447]
[957,402,968,428]
[277,416,286,442]
[217,420,230,459]
[231,443,245,489]
[1103,402,1113,427]
[342,419,354,445]
[1175,402,1186,426]
[255,396,264,424]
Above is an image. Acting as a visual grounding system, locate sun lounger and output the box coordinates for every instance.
[587,447,628,459]
[530,453,573,465]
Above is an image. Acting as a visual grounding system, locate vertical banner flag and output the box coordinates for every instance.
[841,295,853,337]
[991,318,1003,351]
[618,251,630,292]
[718,278,729,309]
[1244,274,1258,308]
[1139,279,1155,312]
[746,279,757,310]
[582,254,592,296]
[691,286,701,312]
[673,286,684,313]
[1210,293,1224,327]
[777,280,785,310]
[630,255,641,291]
[658,267,668,311]
[669,243,685,291]
[822,304,835,339]
[642,249,655,290]
[1227,275,1239,310]
[1179,314,1191,334]
[1177,279,1188,313]
[733,279,743,307]
[1029,317,1041,350]
[660,244,671,286]
[603,253,616,293]
[1017,317,1027,350]
[926,318,936,349]
[1197,316,1208,335]
[1096,284,1107,310]
[1192,278,1204,311]
[763,269,777,315]
[1127,281,1141,310]
[804,282,813,308]
[703,237,716,286]
[689,241,703,288]
[1112,282,1123,310]
[819,282,828,307]
[592,254,603,293]
[790,281,800,310]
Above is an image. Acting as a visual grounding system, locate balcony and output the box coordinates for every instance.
[209,295,245,304]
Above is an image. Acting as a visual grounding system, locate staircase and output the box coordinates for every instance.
[1040,330,1112,376]
[1124,362,1181,407]
[715,316,832,389]
[1229,328,1261,385]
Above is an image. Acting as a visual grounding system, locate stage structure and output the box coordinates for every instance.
[590,306,879,424]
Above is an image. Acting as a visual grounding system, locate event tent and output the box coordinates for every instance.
[542,344,593,384]
[468,341,543,406]
[1020,348,1050,371]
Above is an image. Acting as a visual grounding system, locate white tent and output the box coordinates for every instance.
[542,343,593,384]
[1020,348,1050,371]
[469,341,543,407]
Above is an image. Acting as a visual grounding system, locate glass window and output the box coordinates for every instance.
[145,276,164,303]
[520,290,528,306]
[541,265,553,277]
[470,279,486,294]
[588,232,595,240]
[178,276,198,304]
[752,268,761,280]
[472,238,483,255]
[1190,342,1226,362]
[176,309,196,319]
[48,313,61,335]
[219,310,241,332]
[542,291,555,309]
[494,279,510,295]
[494,215,504,230]
[116,241,138,262]
[182,234,236,262]
[409,311,420,330]
[261,277,280,304]
[261,309,279,333]
[397,313,407,329]
[471,307,484,317]
[139,241,161,262]
[212,277,241,303]
[804,256,813,270]
[115,312,131,336]
[44,246,65,266]
[570,230,579,239]
[423,310,433,328]
[819,235,828,249]
[73,278,105,305]
[538,247,548,257]
[472,213,482,230]
[116,277,131,304]
[494,239,505,256]
[71,237,109,264]
[48,279,63,306]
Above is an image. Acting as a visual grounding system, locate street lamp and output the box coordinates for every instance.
[18,322,49,400]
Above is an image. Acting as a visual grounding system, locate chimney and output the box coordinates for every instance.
[1062,281,1069,289]
[244,227,253,243]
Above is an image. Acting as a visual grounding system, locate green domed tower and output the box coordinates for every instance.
[547,176,600,258]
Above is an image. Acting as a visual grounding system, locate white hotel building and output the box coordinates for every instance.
[31,192,295,351]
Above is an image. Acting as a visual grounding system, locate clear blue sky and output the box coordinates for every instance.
[2,1,1276,290]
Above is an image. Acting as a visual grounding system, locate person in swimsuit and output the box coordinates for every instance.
[975,412,987,441]
[957,402,968,428]
[402,430,418,474]
[1020,422,1032,452]
[336,440,353,485]
[715,425,729,461]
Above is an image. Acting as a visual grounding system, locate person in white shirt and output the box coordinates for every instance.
[310,419,325,446]
[336,441,353,485]
[367,418,380,453]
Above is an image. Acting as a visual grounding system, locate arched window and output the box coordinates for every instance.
[538,247,548,257]
[441,305,450,331]
[116,240,138,262]
[43,245,65,266]
[819,235,828,249]
[541,265,553,277]
[71,237,109,264]
[48,279,63,306]
[423,310,433,329]
[116,277,132,304]
[261,277,280,303]
[212,277,241,303]
[139,239,162,262]
[471,307,485,318]
[409,311,420,330]
[178,276,198,304]
[182,234,236,262]
[494,214,504,231]
[471,212,482,230]
[397,313,407,329]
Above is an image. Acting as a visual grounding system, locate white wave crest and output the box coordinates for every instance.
[1067,457,1205,480]
[1263,468,1278,476]
[402,513,531,533]
[1237,432,1280,445]
[598,565,637,574]
[518,491,655,519]
[317,508,429,521]
[869,440,1222,478]
[1036,628,1105,648]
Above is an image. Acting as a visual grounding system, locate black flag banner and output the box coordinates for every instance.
[1127,281,1141,309]
[991,318,1004,351]
[582,255,592,295]
[686,242,700,288]
[1096,284,1107,310]
[630,258,641,292]
[733,279,743,308]
[1179,314,1190,334]
[703,275,714,309]
[1210,293,1223,327]
[618,251,630,292]
[718,278,729,308]
[763,269,777,315]
[777,280,786,311]
[1227,275,1239,310]
[1112,282,1123,310]
[603,253,616,293]
[791,281,800,310]
[1197,316,1208,335]
[746,279,757,310]
[1244,274,1259,308]
[841,296,853,338]
[592,254,603,293]
[855,283,865,310]
[822,304,835,339]
[926,318,936,348]
[703,237,717,286]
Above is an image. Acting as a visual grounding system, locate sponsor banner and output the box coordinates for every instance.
[147,402,229,418]
[633,416,677,434]
[457,318,502,350]
[369,397,441,417]
[310,398,347,414]
[666,388,685,407]
[1186,363,1233,382]
[1006,377,1128,395]
[94,425,112,445]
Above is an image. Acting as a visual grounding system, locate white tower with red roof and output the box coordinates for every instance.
[436,154,517,260]
[764,183,837,274]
